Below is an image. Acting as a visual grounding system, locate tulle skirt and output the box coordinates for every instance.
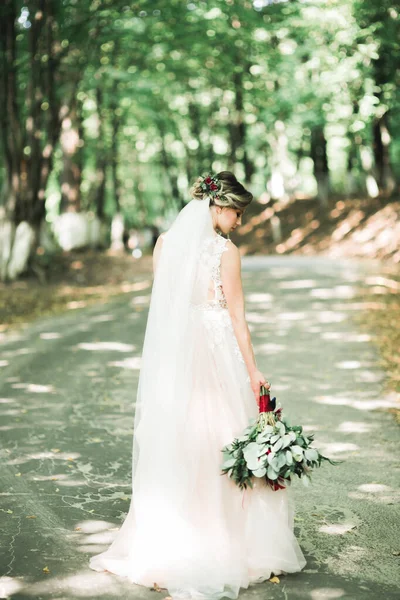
[89,306,306,599]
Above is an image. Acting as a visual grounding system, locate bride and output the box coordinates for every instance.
[89,171,306,599]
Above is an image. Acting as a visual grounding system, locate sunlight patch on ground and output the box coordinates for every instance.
[319,521,357,535]
[75,342,135,352]
[314,393,399,411]
[335,421,375,434]
[18,569,131,597]
[310,286,356,299]
[318,442,359,456]
[310,588,346,599]
[358,483,392,494]
[278,279,317,289]
[24,451,81,462]
[131,295,151,305]
[108,357,142,369]
[253,343,286,354]
[3,347,35,357]
[246,292,273,303]
[10,383,55,393]
[321,332,371,342]
[0,576,24,598]
[335,361,362,369]
[315,311,347,323]
[277,312,307,321]
[89,314,115,323]
[39,332,63,340]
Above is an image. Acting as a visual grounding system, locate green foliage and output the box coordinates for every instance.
[1,0,399,228]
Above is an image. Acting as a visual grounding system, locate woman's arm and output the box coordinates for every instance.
[221,241,269,403]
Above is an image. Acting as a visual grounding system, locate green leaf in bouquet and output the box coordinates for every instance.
[259,425,274,435]
[283,468,292,478]
[302,474,311,487]
[292,425,303,433]
[243,442,259,461]
[222,457,237,470]
[305,448,319,462]
[288,430,297,442]
[286,449,293,465]
[237,435,249,442]
[267,452,276,466]
[296,436,306,447]
[276,453,287,470]
[275,421,286,435]
[291,445,304,461]
[267,465,279,480]
[270,434,280,444]
[257,444,268,457]
[253,466,267,478]
[273,438,284,452]
[256,433,271,444]
[281,433,292,449]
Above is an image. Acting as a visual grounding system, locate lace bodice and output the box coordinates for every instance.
[194,234,230,310]
[189,234,245,365]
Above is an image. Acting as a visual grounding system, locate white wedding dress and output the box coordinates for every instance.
[89,226,306,599]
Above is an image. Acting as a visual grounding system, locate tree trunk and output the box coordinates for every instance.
[311,126,329,208]
[229,69,254,183]
[60,97,83,213]
[0,0,62,280]
[94,87,107,220]
[373,111,395,195]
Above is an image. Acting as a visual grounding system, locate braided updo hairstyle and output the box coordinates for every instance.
[190,171,253,212]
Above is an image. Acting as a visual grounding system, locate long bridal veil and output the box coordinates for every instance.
[90,197,219,579]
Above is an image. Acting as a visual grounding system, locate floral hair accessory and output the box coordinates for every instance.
[199,173,223,201]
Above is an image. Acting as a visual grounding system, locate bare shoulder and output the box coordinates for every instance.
[221,239,241,273]
[223,239,240,259]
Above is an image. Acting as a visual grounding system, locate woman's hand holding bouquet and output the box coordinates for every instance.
[221,384,340,491]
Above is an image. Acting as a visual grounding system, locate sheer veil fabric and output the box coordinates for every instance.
[89,198,306,599]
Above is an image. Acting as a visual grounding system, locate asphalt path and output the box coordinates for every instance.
[0,256,399,600]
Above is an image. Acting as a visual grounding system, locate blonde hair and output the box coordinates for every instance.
[190,171,253,211]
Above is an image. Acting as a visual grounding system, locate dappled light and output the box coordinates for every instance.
[314,393,399,412]
[335,421,376,434]
[310,589,346,600]
[1,252,398,598]
[75,342,136,352]
[40,332,63,340]
[107,357,142,370]
[10,383,55,393]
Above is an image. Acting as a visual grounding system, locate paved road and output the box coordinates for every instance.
[0,256,399,600]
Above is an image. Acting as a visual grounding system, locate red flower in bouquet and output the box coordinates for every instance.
[221,384,340,491]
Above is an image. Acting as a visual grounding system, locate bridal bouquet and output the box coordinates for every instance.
[221,385,339,491]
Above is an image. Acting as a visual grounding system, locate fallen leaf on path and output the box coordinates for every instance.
[392,550,400,556]
[75,527,82,531]
[26,515,37,518]
[151,582,168,592]
[15,473,22,477]
[269,576,280,584]
[42,566,50,574]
